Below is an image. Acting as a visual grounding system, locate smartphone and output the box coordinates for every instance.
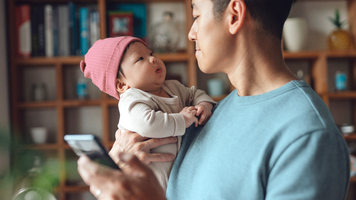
[64,134,120,170]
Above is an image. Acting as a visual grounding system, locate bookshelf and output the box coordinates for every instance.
[7,0,356,199]
[8,0,196,199]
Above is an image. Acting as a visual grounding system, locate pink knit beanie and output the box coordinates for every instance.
[80,36,145,100]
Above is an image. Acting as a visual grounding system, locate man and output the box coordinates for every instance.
[77,0,350,199]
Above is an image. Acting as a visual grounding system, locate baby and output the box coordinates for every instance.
[80,36,216,190]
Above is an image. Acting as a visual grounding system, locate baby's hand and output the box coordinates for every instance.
[195,102,213,125]
[180,106,198,128]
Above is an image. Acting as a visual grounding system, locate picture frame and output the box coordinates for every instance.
[108,12,133,37]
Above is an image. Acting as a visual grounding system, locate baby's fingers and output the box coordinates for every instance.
[195,105,203,116]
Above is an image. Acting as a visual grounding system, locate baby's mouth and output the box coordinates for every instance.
[156,67,162,72]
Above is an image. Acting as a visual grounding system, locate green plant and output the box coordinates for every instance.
[329,9,346,29]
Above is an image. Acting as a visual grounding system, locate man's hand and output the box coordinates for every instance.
[109,129,177,168]
[195,102,213,125]
[77,153,166,200]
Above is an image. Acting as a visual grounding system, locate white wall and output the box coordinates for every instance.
[0,0,10,173]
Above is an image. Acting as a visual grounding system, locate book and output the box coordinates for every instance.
[68,2,79,56]
[89,9,100,47]
[58,5,70,56]
[30,5,39,56]
[16,4,31,58]
[37,5,46,57]
[79,6,89,55]
[44,4,54,57]
[52,5,59,56]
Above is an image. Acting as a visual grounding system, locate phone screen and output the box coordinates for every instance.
[64,134,120,170]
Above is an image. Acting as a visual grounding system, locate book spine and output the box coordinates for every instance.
[37,5,46,57]
[58,5,70,56]
[16,4,31,58]
[89,10,100,47]
[79,7,89,56]
[52,5,59,56]
[44,4,54,57]
[68,2,78,56]
[30,5,38,57]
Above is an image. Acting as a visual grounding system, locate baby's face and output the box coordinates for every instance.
[120,42,167,93]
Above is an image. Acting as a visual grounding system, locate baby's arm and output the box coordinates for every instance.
[119,92,186,138]
[195,102,214,125]
[179,106,198,128]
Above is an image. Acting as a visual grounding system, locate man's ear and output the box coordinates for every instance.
[116,78,130,95]
[227,0,246,34]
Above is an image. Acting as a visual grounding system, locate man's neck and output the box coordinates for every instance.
[226,35,297,97]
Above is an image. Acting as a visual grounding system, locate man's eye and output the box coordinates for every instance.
[193,16,198,22]
[136,57,143,62]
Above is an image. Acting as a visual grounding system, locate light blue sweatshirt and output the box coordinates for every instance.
[166,80,350,200]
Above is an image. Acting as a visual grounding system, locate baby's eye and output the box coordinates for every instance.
[150,52,154,56]
[136,57,144,62]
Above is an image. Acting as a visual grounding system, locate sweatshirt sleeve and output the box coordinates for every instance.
[118,90,186,138]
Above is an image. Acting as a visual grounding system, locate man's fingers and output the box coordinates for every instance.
[141,152,176,163]
[143,137,178,150]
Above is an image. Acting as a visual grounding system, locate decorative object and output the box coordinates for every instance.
[207,78,225,97]
[340,124,355,135]
[148,11,180,53]
[283,17,308,52]
[30,82,48,101]
[335,71,347,91]
[13,156,57,200]
[30,127,48,144]
[328,9,353,51]
[76,77,88,99]
[108,12,133,37]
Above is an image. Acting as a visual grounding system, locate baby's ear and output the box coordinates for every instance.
[116,78,130,95]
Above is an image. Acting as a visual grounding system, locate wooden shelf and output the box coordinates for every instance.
[283,50,356,60]
[18,101,58,108]
[344,134,356,141]
[328,91,356,99]
[212,95,227,102]
[350,176,356,183]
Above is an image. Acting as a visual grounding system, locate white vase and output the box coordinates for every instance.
[283,18,308,52]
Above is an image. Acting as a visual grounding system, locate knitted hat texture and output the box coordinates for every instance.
[80,36,145,100]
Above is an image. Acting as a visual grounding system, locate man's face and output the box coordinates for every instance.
[120,42,166,93]
[189,0,230,74]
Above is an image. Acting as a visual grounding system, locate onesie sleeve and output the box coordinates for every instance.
[166,80,216,106]
[118,91,186,138]
[265,130,350,200]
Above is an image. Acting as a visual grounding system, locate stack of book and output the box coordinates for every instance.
[16,3,100,58]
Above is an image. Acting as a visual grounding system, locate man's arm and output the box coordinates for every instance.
[266,130,350,200]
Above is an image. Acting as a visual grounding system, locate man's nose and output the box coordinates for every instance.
[188,22,197,41]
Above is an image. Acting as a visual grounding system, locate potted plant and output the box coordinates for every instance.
[328,9,353,51]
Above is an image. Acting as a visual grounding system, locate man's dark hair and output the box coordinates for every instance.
[211,0,297,39]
